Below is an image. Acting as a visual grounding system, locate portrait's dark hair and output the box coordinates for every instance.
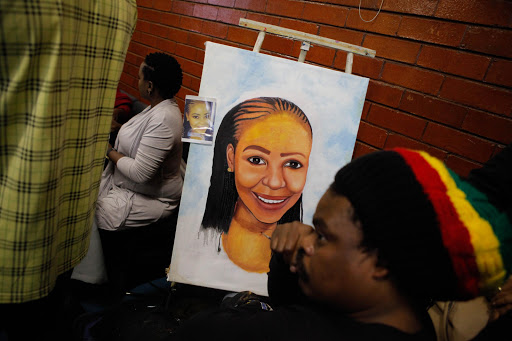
[201,97,313,235]
[143,52,182,99]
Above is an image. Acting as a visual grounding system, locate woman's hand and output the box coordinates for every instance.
[271,222,314,270]
[489,275,512,322]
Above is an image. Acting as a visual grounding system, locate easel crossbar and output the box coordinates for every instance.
[239,18,376,58]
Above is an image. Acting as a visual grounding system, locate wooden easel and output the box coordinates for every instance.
[239,19,376,74]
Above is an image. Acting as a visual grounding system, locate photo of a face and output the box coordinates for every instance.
[182,96,216,144]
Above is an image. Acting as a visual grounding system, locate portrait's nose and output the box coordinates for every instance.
[262,164,285,189]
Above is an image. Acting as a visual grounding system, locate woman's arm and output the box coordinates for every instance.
[115,115,176,183]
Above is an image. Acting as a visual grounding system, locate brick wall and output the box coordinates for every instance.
[119,0,512,176]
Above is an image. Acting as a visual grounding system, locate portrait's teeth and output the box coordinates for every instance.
[258,196,285,204]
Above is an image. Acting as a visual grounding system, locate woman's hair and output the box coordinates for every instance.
[143,52,183,99]
[201,97,312,234]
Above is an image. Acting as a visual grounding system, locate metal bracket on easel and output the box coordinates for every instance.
[239,18,376,74]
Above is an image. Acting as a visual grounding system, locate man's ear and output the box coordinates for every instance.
[372,256,389,280]
[226,144,235,171]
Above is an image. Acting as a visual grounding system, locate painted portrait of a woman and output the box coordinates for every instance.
[201,97,313,273]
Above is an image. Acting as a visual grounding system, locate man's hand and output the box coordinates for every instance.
[271,222,314,272]
[489,275,512,322]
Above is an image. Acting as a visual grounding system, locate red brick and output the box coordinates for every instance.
[176,57,203,78]
[352,141,378,160]
[397,17,466,47]
[318,26,364,46]
[356,121,388,148]
[136,20,151,33]
[422,123,495,163]
[261,34,294,55]
[138,8,161,22]
[485,59,512,88]
[461,110,512,144]
[334,53,383,79]
[367,105,427,139]
[280,18,319,35]
[399,91,467,127]
[217,7,246,25]
[266,0,304,18]
[235,0,266,12]
[417,46,490,81]
[180,17,202,33]
[153,0,172,11]
[168,27,189,44]
[435,0,512,28]
[137,0,152,8]
[155,37,176,53]
[124,52,143,67]
[195,49,205,63]
[439,77,512,116]
[130,42,150,58]
[381,0,437,16]
[175,44,198,60]
[381,63,444,95]
[384,133,448,160]
[245,13,280,26]
[210,0,235,7]
[227,26,259,46]
[201,21,229,39]
[160,13,180,27]
[150,23,169,38]
[301,3,349,26]
[493,144,507,158]
[346,8,400,36]
[187,33,209,49]
[462,27,512,59]
[193,4,219,20]
[119,73,137,89]
[365,80,403,108]
[123,62,139,79]
[444,155,482,178]
[136,32,157,46]
[294,43,335,67]
[363,35,421,64]
[361,101,371,120]
[172,1,195,15]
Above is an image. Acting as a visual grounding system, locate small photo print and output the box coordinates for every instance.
[182,95,217,145]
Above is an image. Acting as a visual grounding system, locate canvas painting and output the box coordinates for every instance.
[169,42,369,296]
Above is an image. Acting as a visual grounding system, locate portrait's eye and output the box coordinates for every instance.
[247,156,266,165]
[192,115,200,119]
[284,160,303,169]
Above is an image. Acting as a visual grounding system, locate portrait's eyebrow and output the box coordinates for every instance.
[281,152,306,157]
[243,145,270,154]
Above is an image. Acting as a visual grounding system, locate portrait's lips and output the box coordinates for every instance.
[252,192,291,211]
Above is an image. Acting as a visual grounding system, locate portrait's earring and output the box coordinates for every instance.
[227,167,233,172]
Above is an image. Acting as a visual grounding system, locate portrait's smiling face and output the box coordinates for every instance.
[186,102,210,133]
[227,112,312,224]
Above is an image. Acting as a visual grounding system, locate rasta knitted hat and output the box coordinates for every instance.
[332,148,512,302]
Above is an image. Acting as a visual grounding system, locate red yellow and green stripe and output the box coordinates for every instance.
[395,148,506,298]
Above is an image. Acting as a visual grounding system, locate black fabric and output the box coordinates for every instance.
[99,213,178,295]
[168,254,436,341]
[467,143,512,223]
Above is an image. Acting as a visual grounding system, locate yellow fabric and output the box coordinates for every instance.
[0,0,137,303]
[418,151,505,293]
